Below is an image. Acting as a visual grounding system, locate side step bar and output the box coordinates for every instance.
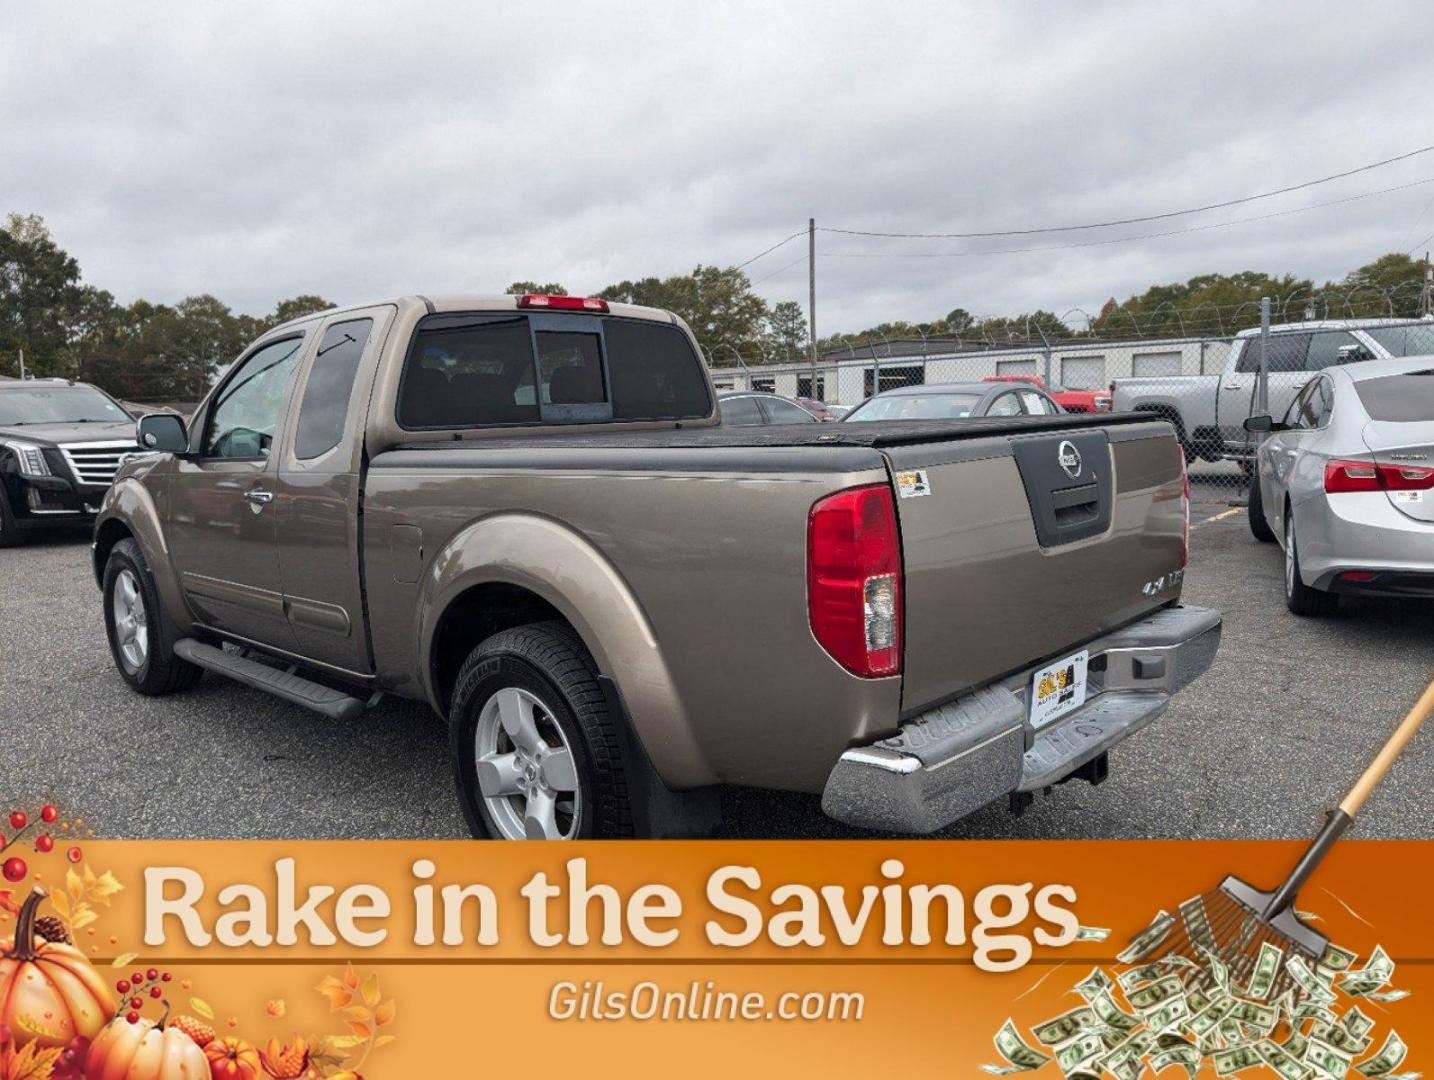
[173,639,369,721]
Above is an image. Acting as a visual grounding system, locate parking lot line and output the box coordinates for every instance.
[1195,507,1244,528]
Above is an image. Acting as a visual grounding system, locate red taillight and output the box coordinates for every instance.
[1324,459,1434,493]
[1341,571,1378,582]
[517,293,610,312]
[1179,446,1190,568]
[808,484,903,677]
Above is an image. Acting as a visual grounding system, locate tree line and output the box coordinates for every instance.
[3,211,1429,404]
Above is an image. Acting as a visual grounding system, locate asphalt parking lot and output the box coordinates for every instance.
[2,476,1431,841]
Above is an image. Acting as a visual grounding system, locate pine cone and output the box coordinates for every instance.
[33,915,70,944]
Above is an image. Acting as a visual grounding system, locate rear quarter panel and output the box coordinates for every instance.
[362,446,902,793]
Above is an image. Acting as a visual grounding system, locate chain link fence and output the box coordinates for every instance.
[706,290,1434,507]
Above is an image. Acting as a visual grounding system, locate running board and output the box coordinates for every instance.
[173,639,369,721]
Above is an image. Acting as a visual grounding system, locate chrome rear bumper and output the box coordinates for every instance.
[821,605,1221,833]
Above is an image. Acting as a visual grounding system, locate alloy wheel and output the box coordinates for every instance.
[473,686,581,840]
[112,568,149,672]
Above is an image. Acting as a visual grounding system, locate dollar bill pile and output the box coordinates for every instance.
[982,909,1417,1080]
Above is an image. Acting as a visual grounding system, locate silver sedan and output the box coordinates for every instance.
[1245,357,1434,614]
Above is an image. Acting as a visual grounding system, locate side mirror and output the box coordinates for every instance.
[137,413,190,454]
[1244,414,1274,433]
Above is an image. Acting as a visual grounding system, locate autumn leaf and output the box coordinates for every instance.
[13,1014,64,1041]
[344,1020,372,1040]
[373,1033,396,1049]
[86,869,124,905]
[111,952,138,968]
[71,908,98,931]
[189,997,215,1020]
[2,1041,64,1080]
[320,1035,365,1053]
[0,890,19,917]
[65,869,83,904]
[374,1000,396,1027]
[316,975,353,1011]
[342,963,359,990]
[342,1006,371,1025]
[45,891,68,920]
[360,972,381,1008]
[265,999,285,1019]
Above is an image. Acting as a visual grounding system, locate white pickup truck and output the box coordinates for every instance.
[1110,318,1434,462]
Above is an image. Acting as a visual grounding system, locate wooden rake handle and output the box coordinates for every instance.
[1339,675,1434,818]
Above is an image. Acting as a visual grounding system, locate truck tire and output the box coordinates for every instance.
[449,621,634,840]
[1284,511,1337,616]
[1247,473,1275,542]
[102,538,203,694]
[0,492,25,548]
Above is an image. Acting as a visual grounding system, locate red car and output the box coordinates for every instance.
[982,374,1112,413]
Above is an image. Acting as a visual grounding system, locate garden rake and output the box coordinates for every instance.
[1135,675,1434,1001]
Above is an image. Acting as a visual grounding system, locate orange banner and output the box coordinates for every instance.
[0,840,1427,1078]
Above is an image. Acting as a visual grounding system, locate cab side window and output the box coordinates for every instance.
[1019,390,1056,415]
[1237,333,1310,374]
[720,396,764,426]
[294,319,373,460]
[763,398,818,424]
[987,393,1022,417]
[204,337,305,459]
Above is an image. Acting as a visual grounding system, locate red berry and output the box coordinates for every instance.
[161,972,172,982]
[125,1012,139,1024]
[66,846,82,864]
[8,811,26,831]
[40,805,58,824]
[116,980,130,994]
[150,986,162,999]
[129,997,143,1010]
[1,857,26,883]
[146,968,159,981]
[131,972,143,986]
[35,834,54,853]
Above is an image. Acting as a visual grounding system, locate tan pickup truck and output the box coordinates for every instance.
[93,293,1220,839]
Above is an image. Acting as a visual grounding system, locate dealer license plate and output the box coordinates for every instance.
[1029,649,1089,730]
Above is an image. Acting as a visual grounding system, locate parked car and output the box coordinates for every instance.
[717,390,821,425]
[0,378,139,546]
[94,292,1217,839]
[843,380,1063,421]
[982,374,1112,413]
[1111,318,1434,462]
[1245,356,1434,615]
[793,396,844,422]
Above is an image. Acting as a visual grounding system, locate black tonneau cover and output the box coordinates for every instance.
[391,410,1159,453]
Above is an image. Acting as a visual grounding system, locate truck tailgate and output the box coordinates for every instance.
[883,420,1186,716]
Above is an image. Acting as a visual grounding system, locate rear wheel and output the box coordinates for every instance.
[103,538,203,693]
[1284,511,1337,616]
[1248,472,1275,542]
[449,621,634,840]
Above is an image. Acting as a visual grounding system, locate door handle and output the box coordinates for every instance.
[244,489,274,506]
[1223,383,1242,390]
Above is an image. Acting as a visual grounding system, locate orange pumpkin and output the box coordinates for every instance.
[204,1036,262,1080]
[0,887,114,1051]
[84,1015,208,1080]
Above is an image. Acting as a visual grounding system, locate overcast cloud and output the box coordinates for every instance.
[3,1,1432,331]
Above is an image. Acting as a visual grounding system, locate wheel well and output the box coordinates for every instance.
[92,519,134,587]
[1132,403,1186,442]
[430,583,568,711]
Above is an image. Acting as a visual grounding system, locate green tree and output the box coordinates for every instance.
[506,280,568,295]
[0,213,85,377]
[944,307,975,332]
[1325,253,1426,317]
[269,294,334,327]
[600,265,769,356]
[766,300,808,362]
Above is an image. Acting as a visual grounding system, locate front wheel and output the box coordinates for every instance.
[1284,512,1337,616]
[449,622,634,840]
[103,538,203,694]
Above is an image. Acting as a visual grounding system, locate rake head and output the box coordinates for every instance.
[1146,876,1329,1004]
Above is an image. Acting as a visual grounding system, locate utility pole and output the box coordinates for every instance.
[808,218,818,400]
[1423,252,1432,317]
[1257,296,1270,416]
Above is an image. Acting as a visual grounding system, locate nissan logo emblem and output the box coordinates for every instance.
[1057,440,1082,479]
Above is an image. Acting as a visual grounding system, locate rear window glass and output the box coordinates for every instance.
[398,317,539,428]
[603,319,711,420]
[397,314,709,428]
[1354,370,1434,422]
[847,393,981,421]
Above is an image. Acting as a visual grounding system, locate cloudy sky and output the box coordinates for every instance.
[4,1,1433,332]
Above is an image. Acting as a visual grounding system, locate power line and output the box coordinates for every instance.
[734,229,806,270]
[819,175,1434,259]
[749,251,809,286]
[820,143,1434,240]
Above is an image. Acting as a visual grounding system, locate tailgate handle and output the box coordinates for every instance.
[1051,482,1099,526]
